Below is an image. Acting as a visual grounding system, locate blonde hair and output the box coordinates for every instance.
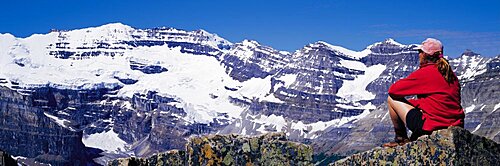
[421,51,456,84]
[435,53,456,84]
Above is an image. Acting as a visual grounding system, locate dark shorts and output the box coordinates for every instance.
[406,108,432,141]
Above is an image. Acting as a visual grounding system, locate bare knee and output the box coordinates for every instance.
[387,96,393,105]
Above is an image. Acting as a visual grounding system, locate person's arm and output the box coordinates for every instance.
[388,70,429,98]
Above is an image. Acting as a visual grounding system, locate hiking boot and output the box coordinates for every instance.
[382,137,410,147]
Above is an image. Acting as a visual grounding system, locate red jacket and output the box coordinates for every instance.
[388,63,464,131]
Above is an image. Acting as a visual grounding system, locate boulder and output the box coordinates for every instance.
[333,126,499,165]
[109,132,313,166]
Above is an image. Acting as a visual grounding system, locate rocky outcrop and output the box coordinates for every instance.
[109,132,313,166]
[109,150,185,166]
[333,126,500,165]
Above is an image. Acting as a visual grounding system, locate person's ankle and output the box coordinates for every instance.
[394,128,408,139]
[395,136,409,141]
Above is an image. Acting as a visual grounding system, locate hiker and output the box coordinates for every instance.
[383,38,465,147]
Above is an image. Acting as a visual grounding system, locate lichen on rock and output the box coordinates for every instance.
[333,126,500,165]
[187,132,312,166]
[109,150,185,166]
[109,132,313,166]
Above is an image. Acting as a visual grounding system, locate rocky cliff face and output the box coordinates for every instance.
[221,40,292,82]
[456,55,500,142]
[109,132,313,166]
[332,126,500,165]
[361,40,419,105]
[0,86,98,165]
[47,23,231,59]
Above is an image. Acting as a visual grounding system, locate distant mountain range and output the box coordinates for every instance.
[0,23,498,165]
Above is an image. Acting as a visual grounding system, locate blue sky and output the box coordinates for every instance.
[1,0,499,57]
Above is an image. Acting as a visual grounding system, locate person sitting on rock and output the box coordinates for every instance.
[383,38,465,147]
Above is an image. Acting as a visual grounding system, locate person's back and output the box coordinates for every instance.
[383,38,464,147]
[388,62,464,131]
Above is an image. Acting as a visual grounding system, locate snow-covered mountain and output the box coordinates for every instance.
[0,23,498,165]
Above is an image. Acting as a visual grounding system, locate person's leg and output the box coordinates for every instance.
[388,100,408,139]
[387,95,415,139]
[387,95,415,125]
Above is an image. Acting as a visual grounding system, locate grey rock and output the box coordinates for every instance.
[0,86,93,165]
[332,126,500,165]
[108,132,313,166]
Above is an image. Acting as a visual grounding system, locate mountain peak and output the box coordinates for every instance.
[306,41,371,59]
[240,39,261,48]
[310,41,340,49]
[79,22,135,33]
[313,40,329,46]
[368,38,405,49]
[383,38,402,45]
[194,29,210,35]
[461,49,481,57]
[45,23,135,35]
[189,29,232,46]
[101,22,132,29]
[0,33,16,40]
[308,41,341,49]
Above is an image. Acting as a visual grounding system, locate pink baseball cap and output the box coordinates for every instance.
[415,38,443,55]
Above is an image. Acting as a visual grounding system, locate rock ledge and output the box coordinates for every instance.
[333,126,499,165]
[109,132,313,166]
